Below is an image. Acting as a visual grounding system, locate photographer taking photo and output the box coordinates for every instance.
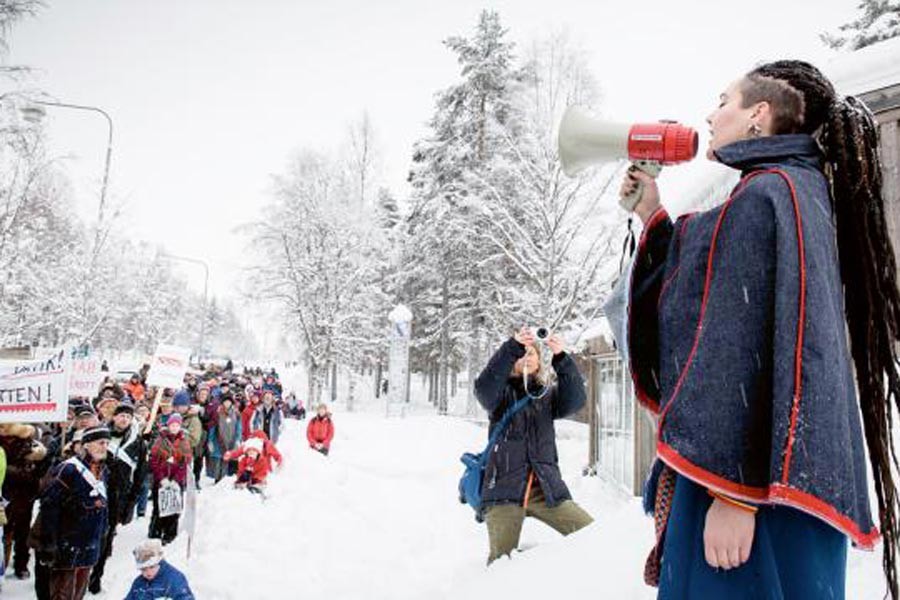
[474,326,593,564]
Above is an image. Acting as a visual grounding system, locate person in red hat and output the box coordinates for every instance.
[148,414,191,545]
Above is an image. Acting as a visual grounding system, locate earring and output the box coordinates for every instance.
[748,123,762,137]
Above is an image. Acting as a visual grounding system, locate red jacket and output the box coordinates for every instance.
[241,402,259,441]
[149,429,192,487]
[225,432,283,484]
[306,415,334,449]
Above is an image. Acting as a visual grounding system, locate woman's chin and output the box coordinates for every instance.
[705,145,718,161]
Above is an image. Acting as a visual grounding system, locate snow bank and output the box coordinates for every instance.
[3,410,889,599]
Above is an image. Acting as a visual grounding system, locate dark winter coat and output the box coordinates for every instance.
[628,134,876,547]
[149,429,192,488]
[125,560,195,600]
[307,415,334,449]
[208,405,242,459]
[252,404,284,444]
[107,421,148,524]
[0,423,49,502]
[38,455,109,568]
[473,338,586,508]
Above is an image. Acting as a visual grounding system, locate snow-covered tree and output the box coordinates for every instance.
[822,0,900,50]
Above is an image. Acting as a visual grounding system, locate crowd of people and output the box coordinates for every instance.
[0,361,335,599]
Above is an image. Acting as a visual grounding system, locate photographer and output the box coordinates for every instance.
[474,326,593,564]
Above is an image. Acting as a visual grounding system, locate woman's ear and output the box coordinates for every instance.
[751,101,774,136]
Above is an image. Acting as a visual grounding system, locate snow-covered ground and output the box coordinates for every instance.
[3,403,887,599]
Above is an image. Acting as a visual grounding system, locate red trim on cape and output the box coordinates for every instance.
[767,169,807,484]
[657,441,880,550]
[627,206,670,415]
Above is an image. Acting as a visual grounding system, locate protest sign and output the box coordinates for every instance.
[0,349,69,423]
[146,344,191,389]
[69,355,105,398]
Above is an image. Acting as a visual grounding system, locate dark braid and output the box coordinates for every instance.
[745,60,900,599]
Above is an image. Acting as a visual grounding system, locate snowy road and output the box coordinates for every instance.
[4,406,886,599]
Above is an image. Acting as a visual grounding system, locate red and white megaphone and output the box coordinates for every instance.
[558,106,698,210]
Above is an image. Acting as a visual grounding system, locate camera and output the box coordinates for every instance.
[531,326,551,341]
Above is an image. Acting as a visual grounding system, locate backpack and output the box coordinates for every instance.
[458,393,534,522]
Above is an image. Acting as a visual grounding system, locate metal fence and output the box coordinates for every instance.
[586,352,656,496]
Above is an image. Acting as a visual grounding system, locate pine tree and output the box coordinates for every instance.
[822,0,900,50]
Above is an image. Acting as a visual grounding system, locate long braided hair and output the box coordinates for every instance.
[742,60,900,598]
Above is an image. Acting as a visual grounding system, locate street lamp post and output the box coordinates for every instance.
[160,253,210,362]
[17,100,114,244]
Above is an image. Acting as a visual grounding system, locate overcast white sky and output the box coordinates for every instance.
[6,0,857,312]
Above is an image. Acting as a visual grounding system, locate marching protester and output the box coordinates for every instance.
[0,422,48,580]
[173,390,204,490]
[125,539,194,600]
[252,390,284,444]
[306,403,335,456]
[207,393,242,483]
[241,390,261,440]
[37,425,110,600]
[122,374,146,403]
[88,400,147,594]
[0,444,6,594]
[193,384,212,488]
[148,413,192,545]
[473,327,593,565]
[625,61,899,597]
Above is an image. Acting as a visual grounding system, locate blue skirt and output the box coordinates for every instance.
[658,475,847,600]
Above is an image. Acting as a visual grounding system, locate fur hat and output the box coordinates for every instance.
[0,422,36,439]
[133,539,164,569]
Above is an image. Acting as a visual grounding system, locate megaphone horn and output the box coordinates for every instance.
[557,106,699,178]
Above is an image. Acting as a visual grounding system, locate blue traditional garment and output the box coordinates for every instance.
[628,134,877,554]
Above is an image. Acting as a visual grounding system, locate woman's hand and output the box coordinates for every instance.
[514,326,536,348]
[704,498,756,570]
[547,335,566,356]
[620,168,661,224]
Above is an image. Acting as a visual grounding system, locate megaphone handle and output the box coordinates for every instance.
[620,161,663,212]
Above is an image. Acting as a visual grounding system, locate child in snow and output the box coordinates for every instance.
[225,432,283,492]
[306,403,334,456]
[125,539,194,600]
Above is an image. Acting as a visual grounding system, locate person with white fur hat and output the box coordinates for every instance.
[124,539,194,599]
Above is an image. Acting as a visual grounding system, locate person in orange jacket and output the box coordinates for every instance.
[306,404,334,456]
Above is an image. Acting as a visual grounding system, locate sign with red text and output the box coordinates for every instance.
[68,355,105,398]
[146,344,191,389]
[0,349,69,423]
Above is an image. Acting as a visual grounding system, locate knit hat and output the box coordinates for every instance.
[245,437,264,454]
[114,398,135,416]
[82,425,111,444]
[74,404,96,419]
[173,390,191,408]
[72,428,85,444]
[133,539,164,569]
[167,413,183,426]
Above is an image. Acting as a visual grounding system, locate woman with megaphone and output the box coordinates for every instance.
[623,61,899,599]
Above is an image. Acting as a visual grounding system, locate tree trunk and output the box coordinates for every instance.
[347,366,355,413]
[375,360,383,399]
[307,361,317,410]
[438,275,450,415]
[330,361,338,404]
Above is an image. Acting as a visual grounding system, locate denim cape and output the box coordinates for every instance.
[628,134,876,548]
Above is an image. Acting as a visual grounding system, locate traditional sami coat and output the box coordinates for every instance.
[629,134,876,549]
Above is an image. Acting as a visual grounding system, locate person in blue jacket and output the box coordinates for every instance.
[624,60,900,599]
[474,326,593,564]
[125,539,194,599]
[38,425,110,599]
